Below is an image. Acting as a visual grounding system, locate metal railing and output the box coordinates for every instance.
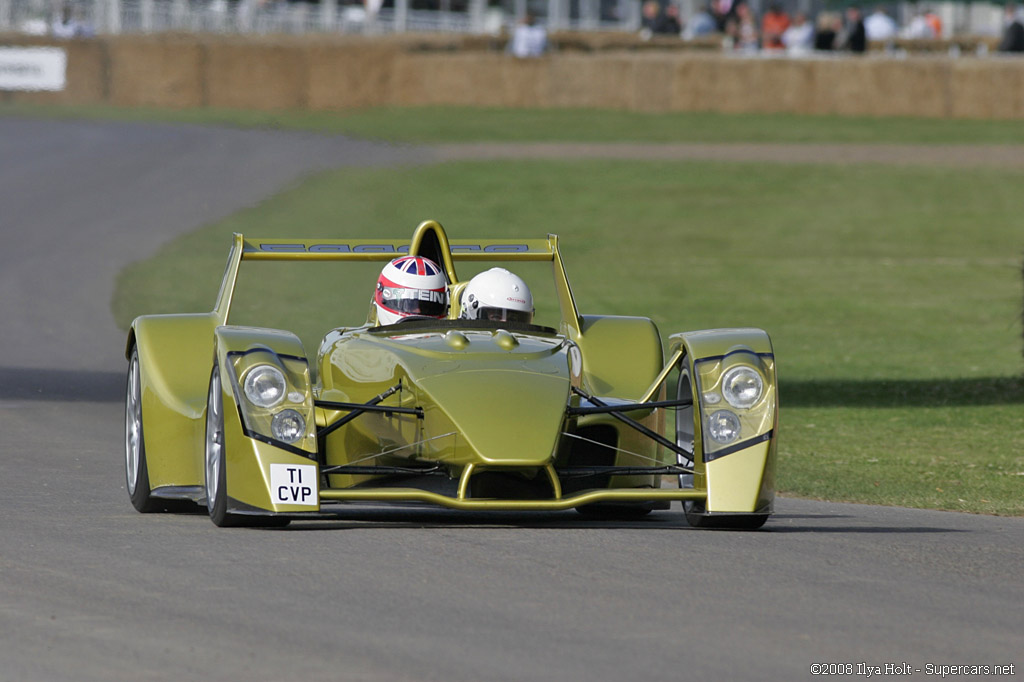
[0,0,1007,41]
[0,0,644,36]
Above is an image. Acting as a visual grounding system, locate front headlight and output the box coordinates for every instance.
[721,365,764,409]
[707,410,741,444]
[243,365,286,408]
[271,409,306,443]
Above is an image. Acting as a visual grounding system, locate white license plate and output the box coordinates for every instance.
[270,463,318,506]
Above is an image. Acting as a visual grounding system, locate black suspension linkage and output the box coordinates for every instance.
[315,382,423,442]
[320,464,444,476]
[556,464,692,479]
[570,386,693,460]
[566,397,692,416]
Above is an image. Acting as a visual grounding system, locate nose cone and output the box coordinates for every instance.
[417,369,570,467]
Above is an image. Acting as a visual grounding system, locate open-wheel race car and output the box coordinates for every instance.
[124,220,777,529]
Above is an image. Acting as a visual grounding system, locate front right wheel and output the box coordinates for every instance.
[204,364,288,528]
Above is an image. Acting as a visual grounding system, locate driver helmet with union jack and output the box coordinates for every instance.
[374,255,449,326]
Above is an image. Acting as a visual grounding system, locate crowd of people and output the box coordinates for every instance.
[38,0,1024,56]
[639,1,1024,54]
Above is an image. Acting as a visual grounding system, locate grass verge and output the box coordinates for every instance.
[6,101,1024,144]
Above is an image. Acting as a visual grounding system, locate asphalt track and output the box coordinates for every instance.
[1,117,1022,682]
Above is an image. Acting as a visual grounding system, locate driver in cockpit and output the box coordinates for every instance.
[373,255,449,325]
[459,268,534,324]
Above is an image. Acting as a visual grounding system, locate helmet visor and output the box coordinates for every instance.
[378,287,448,318]
[478,306,533,324]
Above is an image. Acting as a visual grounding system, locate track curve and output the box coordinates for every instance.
[0,117,1021,682]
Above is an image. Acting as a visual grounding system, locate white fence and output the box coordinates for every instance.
[0,0,643,36]
[0,0,1007,40]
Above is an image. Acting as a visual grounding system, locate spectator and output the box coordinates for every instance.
[641,1,681,37]
[712,0,738,32]
[814,11,841,50]
[999,2,1024,52]
[641,0,660,33]
[730,1,759,51]
[761,2,791,50]
[864,5,897,42]
[923,7,942,37]
[51,3,93,38]
[782,12,815,54]
[901,8,935,39]
[684,3,718,39]
[657,4,683,35]
[838,5,867,53]
[509,14,547,58]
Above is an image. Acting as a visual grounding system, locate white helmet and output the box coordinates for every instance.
[460,268,534,324]
[374,255,449,326]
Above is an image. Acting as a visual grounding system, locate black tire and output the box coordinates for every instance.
[675,359,696,488]
[126,347,160,513]
[204,365,289,528]
[205,364,236,527]
[576,503,653,519]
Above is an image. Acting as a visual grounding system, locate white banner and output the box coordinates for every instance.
[0,47,67,91]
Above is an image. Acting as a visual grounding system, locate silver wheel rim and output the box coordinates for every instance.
[205,368,223,513]
[125,352,141,495]
[676,364,695,489]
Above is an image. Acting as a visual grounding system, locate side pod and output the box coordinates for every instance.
[669,329,777,529]
[572,315,663,399]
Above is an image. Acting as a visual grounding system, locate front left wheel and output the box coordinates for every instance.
[676,356,767,530]
[205,364,236,527]
[126,347,159,513]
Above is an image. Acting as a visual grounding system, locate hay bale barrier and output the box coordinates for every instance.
[3,32,1024,118]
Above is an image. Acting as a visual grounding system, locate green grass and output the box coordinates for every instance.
[113,158,1024,515]
[780,403,1024,516]
[7,101,1024,143]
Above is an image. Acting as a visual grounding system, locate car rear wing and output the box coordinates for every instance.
[212,220,582,334]
[241,238,555,261]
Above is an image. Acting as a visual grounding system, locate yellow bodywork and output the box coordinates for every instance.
[670,329,778,515]
[129,313,218,491]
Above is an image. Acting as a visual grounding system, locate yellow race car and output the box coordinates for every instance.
[125,220,777,528]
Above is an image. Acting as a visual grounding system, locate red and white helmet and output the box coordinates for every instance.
[459,268,534,324]
[374,255,449,326]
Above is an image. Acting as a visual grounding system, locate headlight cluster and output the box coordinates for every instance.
[271,409,306,443]
[242,365,305,443]
[694,355,773,452]
[243,365,287,408]
[707,409,742,444]
[232,359,311,447]
[720,366,764,409]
